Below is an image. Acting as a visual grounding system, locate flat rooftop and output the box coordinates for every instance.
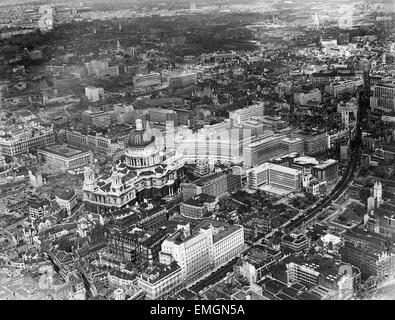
[140,262,180,285]
[344,227,393,246]
[282,137,302,143]
[195,171,226,187]
[248,134,278,148]
[39,144,87,158]
[198,219,242,243]
[314,159,338,170]
[232,290,269,300]
[293,156,319,166]
[252,162,301,175]
[376,83,395,89]
[243,245,280,268]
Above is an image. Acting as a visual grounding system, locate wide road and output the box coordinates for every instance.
[189,257,239,294]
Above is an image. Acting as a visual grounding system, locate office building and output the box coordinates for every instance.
[133,73,161,88]
[180,168,241,201]
[172,108,191,126]
[95,65,119,77]
[55,190,78,215]
[281,137,305,155]
[180,194,218,219]
[253,116,288,132]
[242,118,265,137]
[149,108,178,126]
[66,124,131,154]
[137,262,182,300]
[311,68,359,85]
[305,179,327,196]
[0,124,55,156]
[337,99,358,128]
[376,203,395,239]
[243,132,288,168]
[373,180,383,207]
[176,126,247,164]
[286,257,356,300]
[38,144,93,170]
[291,156,319,174]
[292,131,328,155]
[28,197,62,223]
[312,159,339,183]
[339,228,395,283]
[247,162,302,192]
[237,246,281,284]
[85,59,113,76]
[281,233,310,252]
[325,80,362,97]
[107,228,169,265]
[112,104,136,124]
[370,83,395,114]
[85,87,105,102]
[38,5,53,32]
[169,73,197,88]
[66,129,115,154]
[194,158,210,177]
[53,75,81,91]
[229,103,265,127]
[81,109,112,128]
[294,88,322,105]
[159,220,244,282]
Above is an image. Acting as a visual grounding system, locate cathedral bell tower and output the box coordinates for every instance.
[83,166,97,191]
[110,168,123,195]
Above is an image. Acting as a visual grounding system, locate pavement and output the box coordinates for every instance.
[375,277,395,300]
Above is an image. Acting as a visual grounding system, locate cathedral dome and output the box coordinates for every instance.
[128,119,155,147]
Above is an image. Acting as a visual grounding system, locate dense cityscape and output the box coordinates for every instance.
[0,0,394,303]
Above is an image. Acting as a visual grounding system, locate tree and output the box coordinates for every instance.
[90,223,106,243]
[57,236,73,252]
[125,91,132,104]
[78,96,90,109]
[373,166,387,179]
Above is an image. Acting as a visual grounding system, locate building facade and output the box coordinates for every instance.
[0,124,55,156]
[243,132,289,168]
[180,169,241,201]
[247,163,302,192]
[169,73,197,88]
[137,262,182,299]
[312,159,339,183]
[159,220,244,282]
[180,194,218,219]
[229,103,265,127]
[133,73,161,88]
[370,83,395,114]
[38,144,93,170]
